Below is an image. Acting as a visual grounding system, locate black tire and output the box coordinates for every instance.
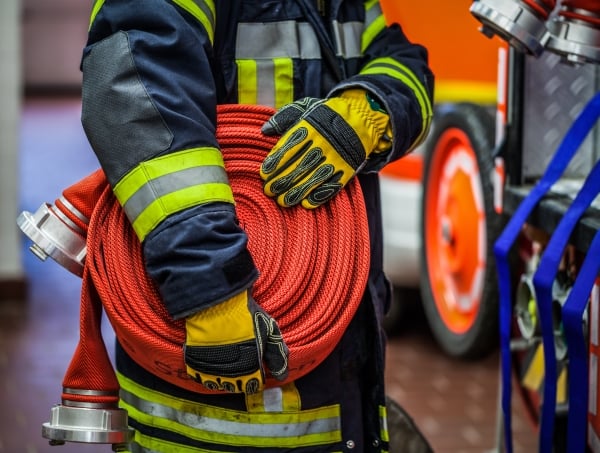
[419,102,501,359]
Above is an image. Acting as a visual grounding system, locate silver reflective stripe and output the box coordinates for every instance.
[121,388,341,438]
[122,165,228,223]
[365,1,383,28]
[262,386,284,412]
[256,60,276,106]
[332,20,363,58]
[236,21,320,59]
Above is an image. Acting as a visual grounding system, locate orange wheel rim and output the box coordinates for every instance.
[424,127,486,334]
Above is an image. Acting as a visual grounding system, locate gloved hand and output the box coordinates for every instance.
[184,290,289,394]
[260,89,393,209]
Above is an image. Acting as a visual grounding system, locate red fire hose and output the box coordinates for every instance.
[60,104,371,400]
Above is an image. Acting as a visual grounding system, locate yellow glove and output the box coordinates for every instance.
[184,290,289,394]
[260,89,393,209]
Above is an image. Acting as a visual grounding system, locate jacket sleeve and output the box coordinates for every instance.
[330,1,435,172]
[80,0,258,319]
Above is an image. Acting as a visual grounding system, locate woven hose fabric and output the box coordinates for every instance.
[79,104,371,394]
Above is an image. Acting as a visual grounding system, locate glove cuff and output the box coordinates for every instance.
[338,89,393,154]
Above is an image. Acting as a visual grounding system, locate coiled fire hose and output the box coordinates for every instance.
[59,104,371,407]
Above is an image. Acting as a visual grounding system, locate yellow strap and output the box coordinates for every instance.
[113,147,234,241]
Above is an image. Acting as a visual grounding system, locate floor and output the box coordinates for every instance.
[0,97,540,453]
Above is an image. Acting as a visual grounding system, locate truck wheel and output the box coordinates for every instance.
[419,102,500,359]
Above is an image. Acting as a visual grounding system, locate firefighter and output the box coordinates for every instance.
[80,0,434,451]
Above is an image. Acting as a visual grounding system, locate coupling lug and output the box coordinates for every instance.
[17,202,86,277]
[42,403,133,447]
[470,0,551,56]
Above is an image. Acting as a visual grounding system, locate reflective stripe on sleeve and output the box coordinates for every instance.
[89,0,105,29]
[89,0,215,43]
[117,372,343,448]
[362,0,386,52]
[113,147,234,241]
[171,0,216,44]
[360,57,433,149]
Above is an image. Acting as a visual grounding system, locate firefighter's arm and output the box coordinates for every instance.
[259,1,433,208]
[81,0,258,318]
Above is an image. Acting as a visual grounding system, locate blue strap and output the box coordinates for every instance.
[563,231,600,452]
[493,91,600,453]
[533,157,600,452]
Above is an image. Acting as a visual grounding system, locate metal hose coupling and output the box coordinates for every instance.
[470,0,555,56]
[42,388,133,451]
[545,0,600,65]
[17,198,87,277]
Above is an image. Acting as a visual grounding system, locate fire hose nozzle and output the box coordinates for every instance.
[42,403,133,449]
[470,0,551,56]
[17,202,86,277]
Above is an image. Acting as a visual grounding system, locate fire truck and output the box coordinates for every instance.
[383,0,600,451]
[381,0,600,450]
[379,1,502,359]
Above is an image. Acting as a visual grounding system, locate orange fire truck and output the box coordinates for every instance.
[381,0,600,451]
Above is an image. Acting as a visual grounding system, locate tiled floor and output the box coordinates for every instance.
[0,97,540,452]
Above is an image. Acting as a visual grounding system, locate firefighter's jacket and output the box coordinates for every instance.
[80,0,434,451]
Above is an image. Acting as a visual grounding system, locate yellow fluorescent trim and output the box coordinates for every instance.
[132,182,234,240]
[113,147,224,203]
[273,57,294,108]
[362,14,386,52]
[237,59,258,105]
[434,80,498,105]
[118,371,339,424]
[89,0,106,29]
[123,399,341,448]
[171,0,215,44]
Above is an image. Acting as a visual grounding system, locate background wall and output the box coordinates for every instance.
[22,0,89,91]
[0,0,24,298]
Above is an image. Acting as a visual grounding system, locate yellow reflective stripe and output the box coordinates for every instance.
[113,148,234,240]
[360,57,433,149]
[133,432,222,452]
[379,404,390,442]
[118,372,342,447]
[89,0,105,29]
[237,59,258,105]
[362,0,385,52]
[273,58,294,108]
[171,0,216,44]
[89,0,215,44]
